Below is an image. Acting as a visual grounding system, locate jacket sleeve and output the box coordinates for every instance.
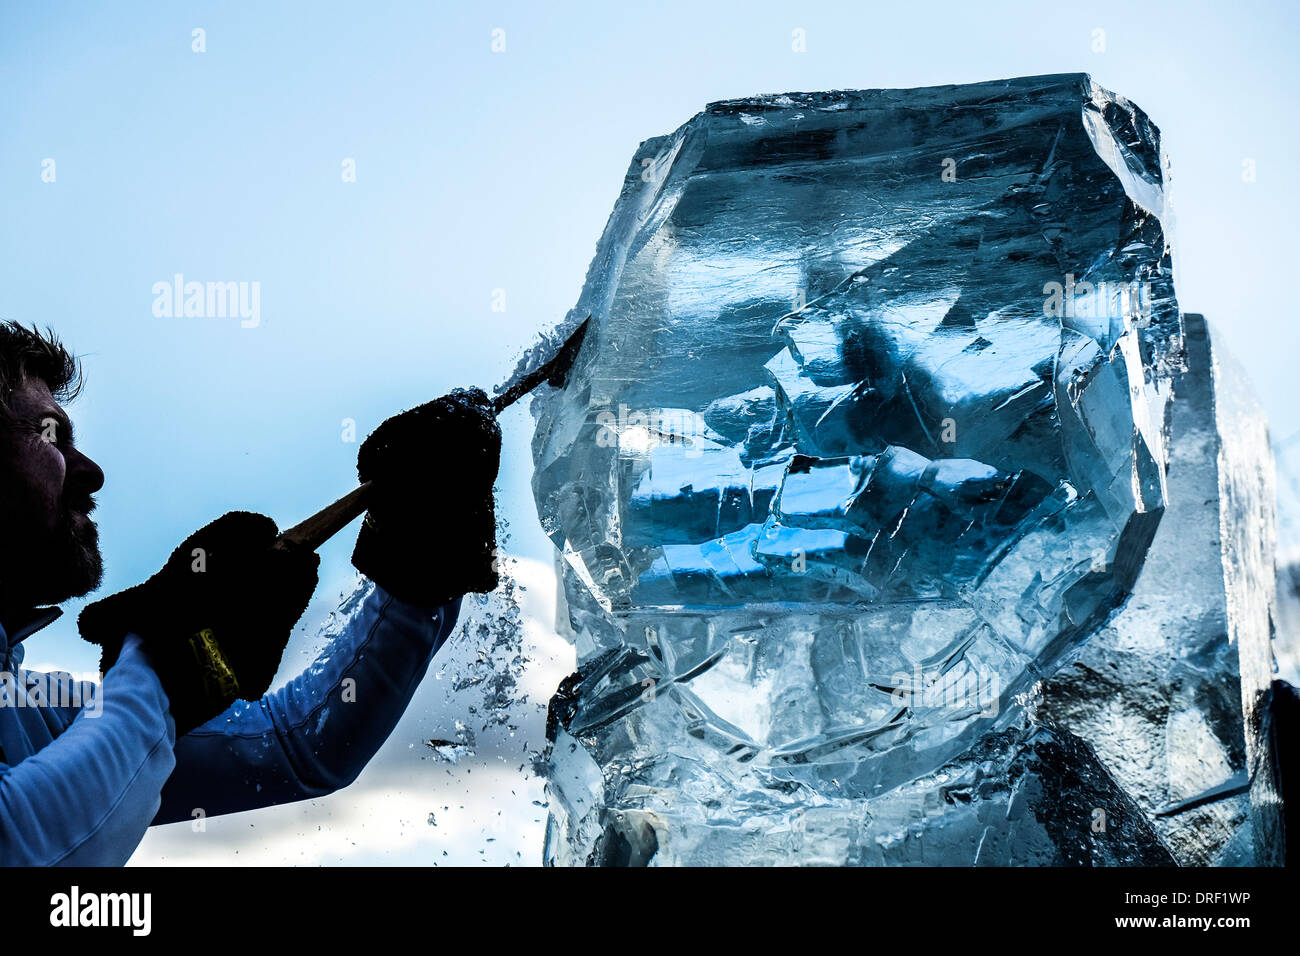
[0,636,176,866]
[151,583,461,825]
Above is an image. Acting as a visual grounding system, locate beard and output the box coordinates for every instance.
[0,498,103,609]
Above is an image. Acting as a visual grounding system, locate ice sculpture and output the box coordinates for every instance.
[525,74,1281,864]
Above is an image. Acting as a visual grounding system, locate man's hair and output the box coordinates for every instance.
[0,321,83,416]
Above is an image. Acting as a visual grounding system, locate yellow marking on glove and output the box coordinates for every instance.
[186,628,240,702]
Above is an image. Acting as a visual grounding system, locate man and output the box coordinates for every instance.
[0,321,500,865]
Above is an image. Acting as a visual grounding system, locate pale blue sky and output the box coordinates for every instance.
[1,0,1295,696]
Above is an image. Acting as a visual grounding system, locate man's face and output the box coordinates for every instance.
[0,376,105,610]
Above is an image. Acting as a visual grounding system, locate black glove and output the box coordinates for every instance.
[351,387,500,607]
[78,511,319,736]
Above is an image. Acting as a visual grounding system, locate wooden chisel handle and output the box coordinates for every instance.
[272,480,373,553]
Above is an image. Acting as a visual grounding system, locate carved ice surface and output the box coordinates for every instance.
[526,74,1278,865]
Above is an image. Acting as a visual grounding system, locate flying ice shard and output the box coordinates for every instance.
[525,74,1281,865]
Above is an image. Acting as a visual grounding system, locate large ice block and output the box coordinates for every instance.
[526,75,1280,864]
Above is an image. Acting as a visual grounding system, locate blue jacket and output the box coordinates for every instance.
[0,583,459,865]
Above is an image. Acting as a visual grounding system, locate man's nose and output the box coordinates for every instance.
[65,446,105,497]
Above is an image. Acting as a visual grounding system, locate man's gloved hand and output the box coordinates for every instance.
[77,512,319,736]
[351,387,501,607]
